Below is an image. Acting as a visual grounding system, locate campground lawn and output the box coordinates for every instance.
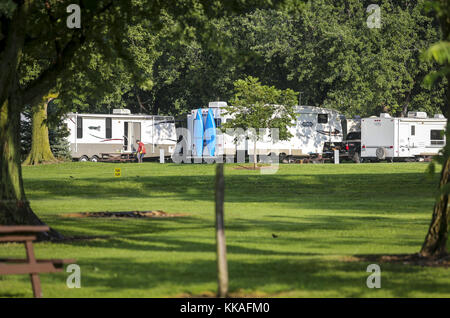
[0,162,449,297]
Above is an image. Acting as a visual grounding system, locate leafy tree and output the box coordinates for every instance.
[222,76,298,169]
[19,107,32,160]
[282,0,444,117]
[0,0,282,237]
[144,1,445,119]
[48,113,71,162]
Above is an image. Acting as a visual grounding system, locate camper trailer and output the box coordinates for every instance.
[180,102,344,161]
[248,105,343,159]
[65,109,177,161]
[361,112,447,161]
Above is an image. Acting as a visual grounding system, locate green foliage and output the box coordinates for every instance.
[422,0,450,194]
[5,0,284,117]
[47,101,71,161]
[140,1,445,118]
[424,41,450,65]
[20,107,32,160]
[48,126,71,161]
[0,0,16,19]
[422,41,450,88]
[223,76,298,141]
[4,1,448,130]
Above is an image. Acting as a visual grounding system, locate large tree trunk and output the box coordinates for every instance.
[0,2,62,240]
[0,93,63,240]
[420,157,449,257]
[23,94,58,165]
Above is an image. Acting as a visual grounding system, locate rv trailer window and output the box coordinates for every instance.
[214,118,222,128]
[106,118,112,138]
[430,130,445,145]
[77,116,83,139]
[411,125,415,136]
[318,114,328,124]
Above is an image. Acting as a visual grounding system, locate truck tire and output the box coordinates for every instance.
[79,155,89,162]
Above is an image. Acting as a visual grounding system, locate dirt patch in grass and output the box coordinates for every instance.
[344,253,450,268]
[62,210,189,218]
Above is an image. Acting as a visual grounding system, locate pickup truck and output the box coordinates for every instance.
[341,131,361,163]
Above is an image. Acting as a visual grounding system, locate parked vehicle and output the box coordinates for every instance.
[341,131,361,163]
[361,112,447,162]
[181,102,344,162]
[323,117,361,162]
[250,105,344,161]
[65,109,177,161]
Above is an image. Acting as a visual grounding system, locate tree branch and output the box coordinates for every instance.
[20,0,114,106]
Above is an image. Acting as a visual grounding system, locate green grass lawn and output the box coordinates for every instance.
[1,162,449,297]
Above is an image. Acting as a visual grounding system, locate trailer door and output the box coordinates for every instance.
[123,121,141,152]
[124,122,129,151]
[398,121,411,157]
[133,122,141,144]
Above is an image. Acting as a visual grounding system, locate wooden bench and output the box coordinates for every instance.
[0,226,75,298]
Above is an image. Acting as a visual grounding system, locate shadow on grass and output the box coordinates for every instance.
[40,256,450,298]
[40,211,428,253]
[44,214,211,237]
[24,172,438,215]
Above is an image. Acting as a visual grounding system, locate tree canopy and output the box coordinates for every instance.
[103,0,445,119]
[0,0,285,231]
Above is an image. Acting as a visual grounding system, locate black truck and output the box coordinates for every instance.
[341,131,361,163]
[323,131,361,163]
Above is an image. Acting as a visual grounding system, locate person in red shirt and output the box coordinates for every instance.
[136,140,146,163]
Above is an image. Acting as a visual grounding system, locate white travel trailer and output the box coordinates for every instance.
[65,109,177,161]
[181,102,343,161]
[248,105,343,159]
[361,112,447,161]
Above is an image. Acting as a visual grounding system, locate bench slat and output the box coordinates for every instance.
[0,235,36,242]
[0,262,61,275]
[0,226,49,234]
[0,258,76,265]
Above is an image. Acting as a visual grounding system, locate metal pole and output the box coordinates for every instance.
[75,113,78,154]
[215,163,228,297]
[160,148,164,164]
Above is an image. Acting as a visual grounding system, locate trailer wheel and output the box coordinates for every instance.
[352,152,361,164]
[376,147,386,160]
[79,155,89,162]
[90,155,99,162]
